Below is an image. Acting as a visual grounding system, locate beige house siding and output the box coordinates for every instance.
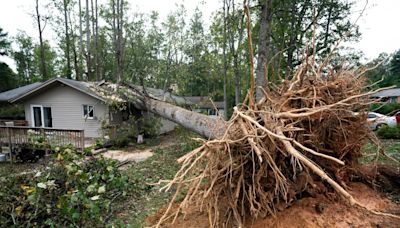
[24,84,108,138]
[159,118,177,134]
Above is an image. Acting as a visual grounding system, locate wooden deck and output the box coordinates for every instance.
[0,126,85,150]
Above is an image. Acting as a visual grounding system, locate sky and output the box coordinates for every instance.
[0,0,399,71]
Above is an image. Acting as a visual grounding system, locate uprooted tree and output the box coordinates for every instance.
[91,2,399,227]
[92,56,399,227]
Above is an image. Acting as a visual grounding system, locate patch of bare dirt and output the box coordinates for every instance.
[100,130,184,163]
[146,183,400,227]
[102,149,153,162]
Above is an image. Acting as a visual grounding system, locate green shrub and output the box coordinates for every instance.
[377,125,400,139]
[369,103,400,115]
[104,115,162,147]
[0,146,128,226]
[0,104,24,118]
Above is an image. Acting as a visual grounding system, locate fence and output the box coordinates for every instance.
[0,126,85,150]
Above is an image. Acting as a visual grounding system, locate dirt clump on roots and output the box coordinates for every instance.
[147,182,400,227]
[154,61,399,227]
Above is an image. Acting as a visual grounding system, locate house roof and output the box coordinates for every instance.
[370,88,400,98]
[184,96,224,109]
[2,77,190,107]
[0,82,43,102]
[9,77,106,103]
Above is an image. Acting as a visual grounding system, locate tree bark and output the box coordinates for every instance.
[63,0,72,79]
[94,0,100,81]
[229,0,244,105]
[68,12,80,80]
[35,0,48,80]
[255,0,273,101]
[85,0,91,80]
[78,0,83,80]
[222,0,228,119]
[138,97,227,139]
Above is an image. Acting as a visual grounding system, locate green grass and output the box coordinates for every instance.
[112,128,200,227]
[361,139,400,165]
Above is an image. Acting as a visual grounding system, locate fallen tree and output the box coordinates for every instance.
[92,83,227,140]
[92,61,399,227]
[151,63,400,227]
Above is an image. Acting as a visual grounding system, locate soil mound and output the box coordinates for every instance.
[147,182,400,227]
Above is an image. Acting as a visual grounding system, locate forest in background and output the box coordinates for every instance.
[0,0,399,117]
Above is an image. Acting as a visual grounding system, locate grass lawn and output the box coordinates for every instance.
[112,128,200,227]
[361,139,400,165]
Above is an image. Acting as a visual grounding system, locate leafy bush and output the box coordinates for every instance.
[0,146,128,226]
[139,114,162,137]
[0,104,24,118]
[104,115,162,147]
[377,125,400,139]
[369,103,400,115]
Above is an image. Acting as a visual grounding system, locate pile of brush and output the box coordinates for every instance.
[155,60,398,227]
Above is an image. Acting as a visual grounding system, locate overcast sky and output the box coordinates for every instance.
[0,0,399,70]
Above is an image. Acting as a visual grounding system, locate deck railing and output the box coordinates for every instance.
[0,126,85,149]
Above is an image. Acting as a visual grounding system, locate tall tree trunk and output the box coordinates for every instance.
[68,12,80,80]
[85,0,91,80]
[118,0,124,83]
[111,0,117,82]
[78,0,83,80]
[63,0,72,79]
[222,0,228,119]
[112,0,124,83]
[255,0,273,101]
[35,0,47,80]
[94,0,100,81]
[229,0,244,105]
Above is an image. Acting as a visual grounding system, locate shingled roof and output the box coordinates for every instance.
[0,77,189,107]
[0,82,42,102]
[370,88,400,98]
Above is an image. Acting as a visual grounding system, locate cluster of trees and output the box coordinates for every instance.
[2,0,398,116]
[364,50,400,88]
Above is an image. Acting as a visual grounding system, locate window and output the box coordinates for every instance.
[83,105,94,119]
[31,105,52,128]
[208,109,217,116]
[368,113,376,119]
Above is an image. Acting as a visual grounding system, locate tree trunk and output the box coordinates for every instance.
[85,0,91,80]
[35,0,47,80]
[138,97,227,139]
[63,0,72,79]
[94,0,100,81]
[68,12,80,80]
[255,0,273,101]
[229,0,244,105]
[222,0,228,119]
[78,0,83,80]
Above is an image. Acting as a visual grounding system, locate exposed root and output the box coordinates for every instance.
[152,60,400,227]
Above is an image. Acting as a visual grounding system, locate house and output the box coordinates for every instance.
[184,96,225,117]
[0,77,183,138]
[370,88,400,103]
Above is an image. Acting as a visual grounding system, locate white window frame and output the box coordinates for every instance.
[31,105,44,127]
[83,104,95,120]
[31,105,52,128]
